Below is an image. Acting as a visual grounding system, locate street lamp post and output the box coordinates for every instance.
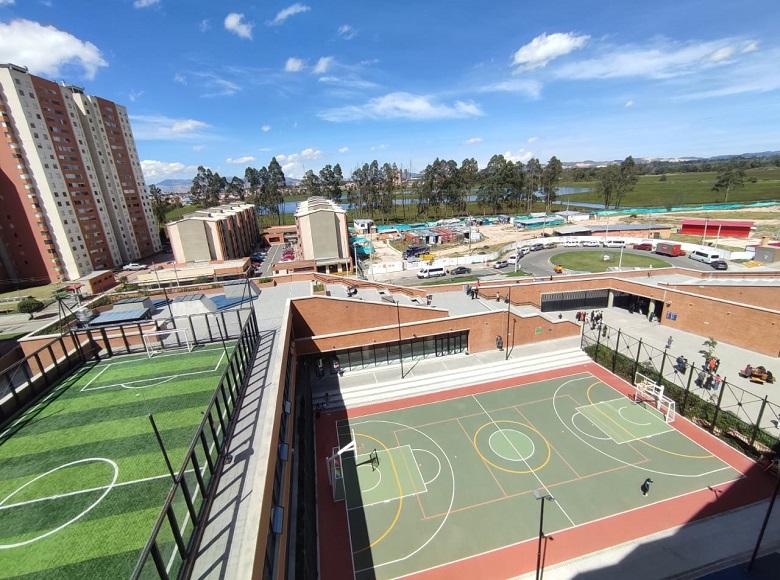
[618,244,625,270]
[534,489,555,580]
[505,285,511,361]
[395,299,405,379]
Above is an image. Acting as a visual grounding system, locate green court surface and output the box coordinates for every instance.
[0,343,232,579]
[330,373,741,580]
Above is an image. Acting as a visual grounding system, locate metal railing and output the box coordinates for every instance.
[581,323,780,459]
[131,308,260,579]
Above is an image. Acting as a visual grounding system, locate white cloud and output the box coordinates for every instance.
[130,115,210,140]
[319,92,484,122]
[141,160,197,182]
[173,72,187,84]
[199,74,240,97]
[512,32,589,70]
[0,19,107,79]
[192,144,206,151]
[370,144,388,151]
[275,147,322,178]
[285,57,304,72]
[199,19,210,33]
[554,38,746,80]
[478,78,542,99]
[503,149,533,163]
[318,75,379,90]
[338,146,349,153]
[226,155,256,165]
[0,1,15,6]
[224,13,253,40]
[338,24,357,40]
[261,124,271,133]
[313,56,334,75]
[464,137,483,144]
[128,90,144,102]
[133,0,159,8]
[624,99,634,108]
[709,46,735,62]
[742,40,759,53]
[527,136,539,143]
[269,3,310,26]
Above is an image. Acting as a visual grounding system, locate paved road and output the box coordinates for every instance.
[258,244,284,276]
[517,246,716,276]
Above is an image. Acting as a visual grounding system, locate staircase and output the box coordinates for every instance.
[312,346,590,410]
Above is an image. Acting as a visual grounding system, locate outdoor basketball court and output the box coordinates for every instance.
[317,365,761,580]
[0,340,232,578]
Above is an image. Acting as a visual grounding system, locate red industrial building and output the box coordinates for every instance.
[680,218,754,239]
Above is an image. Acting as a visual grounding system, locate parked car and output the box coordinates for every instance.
[493,260,509,269]
[122,262,145,271]
[507,254,520,265]
[543,241,557,249]
[581,239,600,247]
[517,246,531,256]
[633,242,654,251]
[563,239,581,247]
[529,242,545,251]
[710,259,728,270]
[449,266,471,275]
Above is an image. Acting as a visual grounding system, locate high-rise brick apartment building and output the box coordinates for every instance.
[0,63,161,287]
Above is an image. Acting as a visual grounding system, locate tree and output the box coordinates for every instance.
[614,155,638,208]
[148,184,168,227]
[319,164,344,203]
[189,166,210,205]
[380,162,398,220]
[267,157,286,224]
[477,155,509,213]
[598,165,621,209]
[524,158,542,211]
[301,170,322,197]
[17,297,44,317]
[541,156,563,212]
[712,165,746,202]
[227,176,244,200]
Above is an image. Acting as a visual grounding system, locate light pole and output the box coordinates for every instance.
[534,489,555,580]
[505,285,511,361]
[618,244,625,270]
[395,299,405,379]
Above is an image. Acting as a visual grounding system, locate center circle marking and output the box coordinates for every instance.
[488,429,535,462]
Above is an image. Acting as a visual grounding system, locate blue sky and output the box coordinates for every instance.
[1,0,779,183]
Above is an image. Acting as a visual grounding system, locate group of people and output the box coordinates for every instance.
[694,356,722,393]
[575,310,604,330]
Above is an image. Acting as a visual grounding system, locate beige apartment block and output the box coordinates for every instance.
[0,63,161,286]
[294,197,351,273]
[167,203,258,264]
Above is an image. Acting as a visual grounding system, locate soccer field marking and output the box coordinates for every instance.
[0,458,118,549]
[488,429,535,462]
[554,381,732,478]
[471,395,576,527]
[575,400,674,445]
[102,344,228,365]
[584,382,712,459]
[80,350,226,392]
[352,419,455,576]
[413,448,442,486]
[571,411,611,440]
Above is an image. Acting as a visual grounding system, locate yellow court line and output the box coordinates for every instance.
[585,381,711,459]
[472,420,552,474]
[352,432,404,553]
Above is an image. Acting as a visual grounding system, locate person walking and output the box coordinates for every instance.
[641,478,654,496]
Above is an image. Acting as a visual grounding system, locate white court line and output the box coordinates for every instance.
[0,470,183,511]
[472,394,577,527]
[352,419,455,576]
[553,380,734,478]
[617,405,652,426]
[81,350,226,392]
[571,411,611,441]
[103,344,229,365]
[394,473,747,580]
[348,488,428,511]
[81,364,110,389]
[575,400,676,445]
[413,448,442,486]
[345,445,428,511]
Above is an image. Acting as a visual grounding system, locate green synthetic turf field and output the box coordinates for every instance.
[329,373,741,580]
[0,343,232,579]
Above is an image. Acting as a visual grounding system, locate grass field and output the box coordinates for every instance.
[551,250,671,272]
[562,166,780,208]
[318,370,746,579]
[0,343,232,579]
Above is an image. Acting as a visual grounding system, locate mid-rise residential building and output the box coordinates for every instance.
[294,196,351,273]
[166,203,259,264]
[0,63,161,287]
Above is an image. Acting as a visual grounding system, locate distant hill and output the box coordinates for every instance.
[563,151,780,168]
[154,179,191,193]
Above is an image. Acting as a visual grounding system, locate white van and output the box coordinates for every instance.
[602,239,626,248]
[689,249,722,264]
[564,239,580,247]
[417,266,446,278]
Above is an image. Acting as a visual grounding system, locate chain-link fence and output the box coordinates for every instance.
[581,323,780,459]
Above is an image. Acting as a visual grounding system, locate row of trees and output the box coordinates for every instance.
[300,164,346,204]
[244,158,286,223]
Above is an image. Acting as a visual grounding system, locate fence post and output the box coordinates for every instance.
[611,328,622,373]
[594,323,602,360]
[710,378,727,433]
[632,338,643,381]
[749,395,769,449]
[681,363,695,416]
[657,347,668,385]
[100,327,113,357]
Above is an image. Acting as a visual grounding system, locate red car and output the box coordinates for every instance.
[633,243,653,251]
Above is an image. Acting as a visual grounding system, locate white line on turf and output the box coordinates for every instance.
[0,458,118,549]
[472,394,577,527]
